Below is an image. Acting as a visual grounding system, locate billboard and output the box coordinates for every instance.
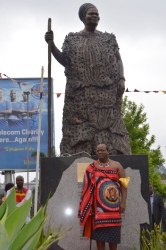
[0,78,54,170]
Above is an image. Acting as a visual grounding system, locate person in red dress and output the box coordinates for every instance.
[78,144,130,250]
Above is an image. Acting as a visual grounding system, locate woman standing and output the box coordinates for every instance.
[78,143,130,250]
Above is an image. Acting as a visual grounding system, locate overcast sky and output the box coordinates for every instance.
[0,0,166,182]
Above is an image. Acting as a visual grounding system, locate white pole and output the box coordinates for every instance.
[34,66,44,215]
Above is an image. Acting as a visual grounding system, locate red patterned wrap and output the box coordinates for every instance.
[78,161,122,230]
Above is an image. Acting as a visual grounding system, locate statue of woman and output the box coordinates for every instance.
[45,3,131,156]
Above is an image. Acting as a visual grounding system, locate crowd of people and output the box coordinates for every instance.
[0,88,37,127]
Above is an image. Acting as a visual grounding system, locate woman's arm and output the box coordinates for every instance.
[116,49,125,97]
[45,31,67,67]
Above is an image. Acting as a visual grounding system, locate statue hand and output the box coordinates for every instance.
[118,79,125,97]
[45,30,54,43]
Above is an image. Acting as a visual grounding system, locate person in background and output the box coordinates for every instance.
[1,183,14,203]
[7,175,31,223]
[149,184,165,230]
[162,204,166,232]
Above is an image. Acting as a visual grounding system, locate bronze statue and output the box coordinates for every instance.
[45,3,131,156]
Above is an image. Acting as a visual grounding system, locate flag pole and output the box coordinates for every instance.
[48,18,52,157]
[34,66,44,215]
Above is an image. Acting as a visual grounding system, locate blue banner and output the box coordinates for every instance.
[0,78,54,170]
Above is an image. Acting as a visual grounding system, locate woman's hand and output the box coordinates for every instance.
[45,30,54,43]
[119,201,126,213]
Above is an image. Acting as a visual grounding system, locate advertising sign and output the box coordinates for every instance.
[0,78,54,170]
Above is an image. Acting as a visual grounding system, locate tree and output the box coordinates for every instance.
[31,151,46,158]
[122,96,166,197]
[31,146,58,159]
[51,146,58,157]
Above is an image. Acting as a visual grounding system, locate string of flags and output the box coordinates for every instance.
[1,72,166,97]
[55,88,166,98]
[125,88,166,94]
[0,72,47,98]
[0,72,65,98]
[0,72,29,89]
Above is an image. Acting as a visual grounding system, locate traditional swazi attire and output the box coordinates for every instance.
[78,161,129,243]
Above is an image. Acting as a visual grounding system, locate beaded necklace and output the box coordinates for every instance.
[98,159,110,168]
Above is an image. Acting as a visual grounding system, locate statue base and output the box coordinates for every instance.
[41,155,151,250]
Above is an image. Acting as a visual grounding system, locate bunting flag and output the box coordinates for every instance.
[6,72,165,97]
[0,72,49,98]
[0,72,50,101]
[0,72,22,89]
[0,72,65,97]
[125,88,166,94]
[56,93,62,98]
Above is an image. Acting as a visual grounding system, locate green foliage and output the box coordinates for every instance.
[122,96,155,154]
[31,146,58,158]
[0,188,72,250]
[31,151,46,158]
[122,96,166,197]
[161,174,166,180]
[51,146,58,157]
[134,223,166,249]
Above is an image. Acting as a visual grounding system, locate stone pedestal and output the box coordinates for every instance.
[41,155,151,250]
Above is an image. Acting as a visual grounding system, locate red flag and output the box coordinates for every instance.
[56,93,61,98]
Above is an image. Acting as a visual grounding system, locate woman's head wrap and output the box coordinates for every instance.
[78,3,97,23]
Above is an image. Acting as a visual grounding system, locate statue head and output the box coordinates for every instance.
[78,3,99,24]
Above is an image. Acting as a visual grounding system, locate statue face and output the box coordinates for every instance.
[84,7,100,26]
